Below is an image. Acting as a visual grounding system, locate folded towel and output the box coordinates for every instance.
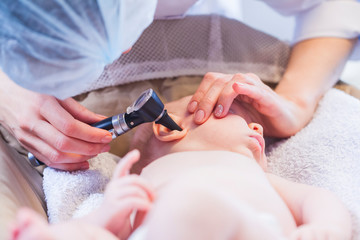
[43,88,360,239]
[43,153,118,223]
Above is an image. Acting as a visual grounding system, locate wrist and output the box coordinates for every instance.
[276,74,320,114]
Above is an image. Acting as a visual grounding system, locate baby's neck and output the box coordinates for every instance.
[143,150,256,174]
[139,150,260,191]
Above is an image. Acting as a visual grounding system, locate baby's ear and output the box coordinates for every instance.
[153,115,187,142]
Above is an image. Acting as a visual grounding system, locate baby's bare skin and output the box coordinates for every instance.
[139,150,297,237]
[10,208,118,240]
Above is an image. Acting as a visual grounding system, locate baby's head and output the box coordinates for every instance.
[130,95,267,172]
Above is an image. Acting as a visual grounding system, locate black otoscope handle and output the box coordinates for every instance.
[91,117,113,130]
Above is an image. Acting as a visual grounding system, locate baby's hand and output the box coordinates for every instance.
[99,150,154,238]
[290,224,345,240]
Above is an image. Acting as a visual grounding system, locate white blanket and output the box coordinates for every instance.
[43,153,118,223]
[266,89,360,239]
[43,89,360,239]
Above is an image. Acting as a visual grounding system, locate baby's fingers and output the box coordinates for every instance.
[110,197,153,222]
[112,150,140,179]
[120,198,153,213]
[290,228,319,240]
[107,175,155,201]
[108,181,153,202]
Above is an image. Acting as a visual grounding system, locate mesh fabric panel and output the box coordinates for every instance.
[88,15,290,93]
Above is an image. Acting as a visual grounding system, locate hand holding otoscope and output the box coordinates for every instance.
[28,89,182,167]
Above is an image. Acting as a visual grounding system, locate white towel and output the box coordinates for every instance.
[43,88,360,239]
[43,153,118,223]
[267,89,360,239]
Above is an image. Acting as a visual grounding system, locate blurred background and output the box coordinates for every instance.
[242,1,360,89]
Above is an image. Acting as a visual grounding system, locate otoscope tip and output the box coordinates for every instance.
[156,110,182,131]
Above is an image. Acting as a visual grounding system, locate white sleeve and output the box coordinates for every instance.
[262,0,360,59]
[155,0,199,19]
[260,0,325,16]
[294,0,360,42]
[262,0,360,42]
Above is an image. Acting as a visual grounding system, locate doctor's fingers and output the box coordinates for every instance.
[232,82,278,116]
[58,98,107,124]
[31,120,111,156]
[188,72,232,112]
[215,73,271,117]
[39,97,112,144]
[189,73,233,124]
[212,73,256,118]
[21,135,91,171]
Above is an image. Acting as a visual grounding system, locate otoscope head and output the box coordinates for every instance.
[124,89,182,131]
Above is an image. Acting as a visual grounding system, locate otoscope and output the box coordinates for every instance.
[28,88,182,167]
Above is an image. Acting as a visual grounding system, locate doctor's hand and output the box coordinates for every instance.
[188,72,311,138]
[0,70,112,171]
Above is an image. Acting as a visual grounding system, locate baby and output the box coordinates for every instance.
[10,87,352,240]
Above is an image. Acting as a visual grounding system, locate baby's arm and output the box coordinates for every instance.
[267,173,352,239]
[84,150,154,239]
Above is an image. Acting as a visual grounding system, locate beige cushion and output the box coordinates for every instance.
[0,137,46,239]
